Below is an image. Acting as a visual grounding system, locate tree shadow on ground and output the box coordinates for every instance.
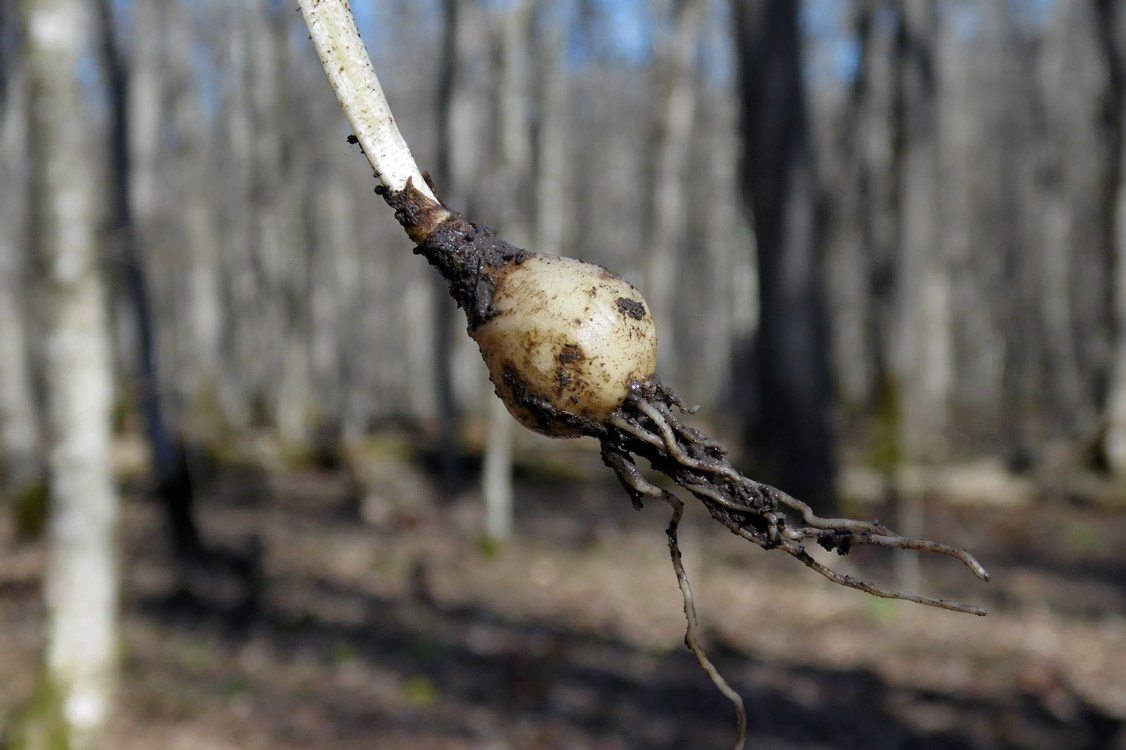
[133,556,1124,750]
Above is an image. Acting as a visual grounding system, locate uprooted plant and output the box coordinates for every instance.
[297,2,990,748]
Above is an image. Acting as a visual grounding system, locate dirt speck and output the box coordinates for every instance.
[558,344,584,365]
[616,297,647,321]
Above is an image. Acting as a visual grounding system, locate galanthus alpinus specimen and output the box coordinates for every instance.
[297,2,990,748]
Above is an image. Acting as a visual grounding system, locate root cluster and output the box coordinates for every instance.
[598,380,990,750]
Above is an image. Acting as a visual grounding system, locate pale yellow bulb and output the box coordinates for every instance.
[472,254,657,437]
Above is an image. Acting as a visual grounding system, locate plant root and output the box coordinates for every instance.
[602,445,747,750]
[599,379,991,749]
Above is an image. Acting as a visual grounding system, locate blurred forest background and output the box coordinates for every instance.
[3,0,1126,749]
[5,0,1126,499]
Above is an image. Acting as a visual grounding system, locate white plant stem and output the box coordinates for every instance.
[297,0,446,209]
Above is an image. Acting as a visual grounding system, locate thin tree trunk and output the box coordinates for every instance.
[734,0,836,510]
[482,0,535,542]
[254,5,312,447]
[891,0,950,463]
[0,30,44,512]
[167,0,222,430]
[215,5,258,430]
[825,0,877,413]
[18,0,119,745]
[533,0,567,259]
[1095,0,1126,473]
[645,0,703,384]
[1037,1,1099,438]
[96,0,203,565]
[889,0,946,590]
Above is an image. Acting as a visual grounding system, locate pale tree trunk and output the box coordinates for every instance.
[533,0,567,260]
[644,0,703,384]
[18,0,119,746]
[825,0,876,413]
[971,2,1037,463]
[947,4,1014,434]
[481,0,535,542]
[215,5,258,430]
[1036,1,1102,438]
[167,0,222,430]
[1000,26,1046,468]
[695,87,744,405]
[891,0,950,464]
[938,17,989,423]
[253,6,312,447]
[888,0,946,590]
[735,0,836,510]
[0,30,44,510]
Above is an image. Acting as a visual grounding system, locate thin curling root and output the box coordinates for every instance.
[603,380,990,612]
[600,381,990,748]
[602,380,990,616]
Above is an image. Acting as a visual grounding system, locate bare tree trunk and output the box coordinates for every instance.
[1036,1,1102,438]
[167,0,222,431]
[887,0,947,590]
[645,0,703,384]
[1095,0,1126,473]
[825,0,877,414]
[695,86,746,406]
[241,4,312,447]
[96,0,203,566]
[215,5,258,430]
[862,1,902,440]
[533,0,567,260]
[481,0,536,542]
[734,0,836,510]
[431,0,489,489]
[891,0,950,463]
[17,0,119,745]
[0,26,44,513]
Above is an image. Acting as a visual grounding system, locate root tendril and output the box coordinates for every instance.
[599,380,990,748]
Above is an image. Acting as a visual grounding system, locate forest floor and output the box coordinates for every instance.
[2,431,1126,749]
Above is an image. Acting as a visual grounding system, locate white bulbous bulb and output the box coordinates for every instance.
[472,254,658,437]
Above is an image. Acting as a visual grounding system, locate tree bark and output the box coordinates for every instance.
[533,0,567,260]
[0,24,44,513]
[824,0,877,414]
[1036,1,1102,438]
[95,0,203,566]
[18,0,119,745]
[430,0,489,490]
[480,0,538,542]
[644,0,703,384]
[167,0,222,430]
[1095,0,1126,473]
[890,0,950,462]
[734,0,836,509]
[214,4,259,430]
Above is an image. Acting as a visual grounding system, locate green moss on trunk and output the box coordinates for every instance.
[8,677,74,750]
